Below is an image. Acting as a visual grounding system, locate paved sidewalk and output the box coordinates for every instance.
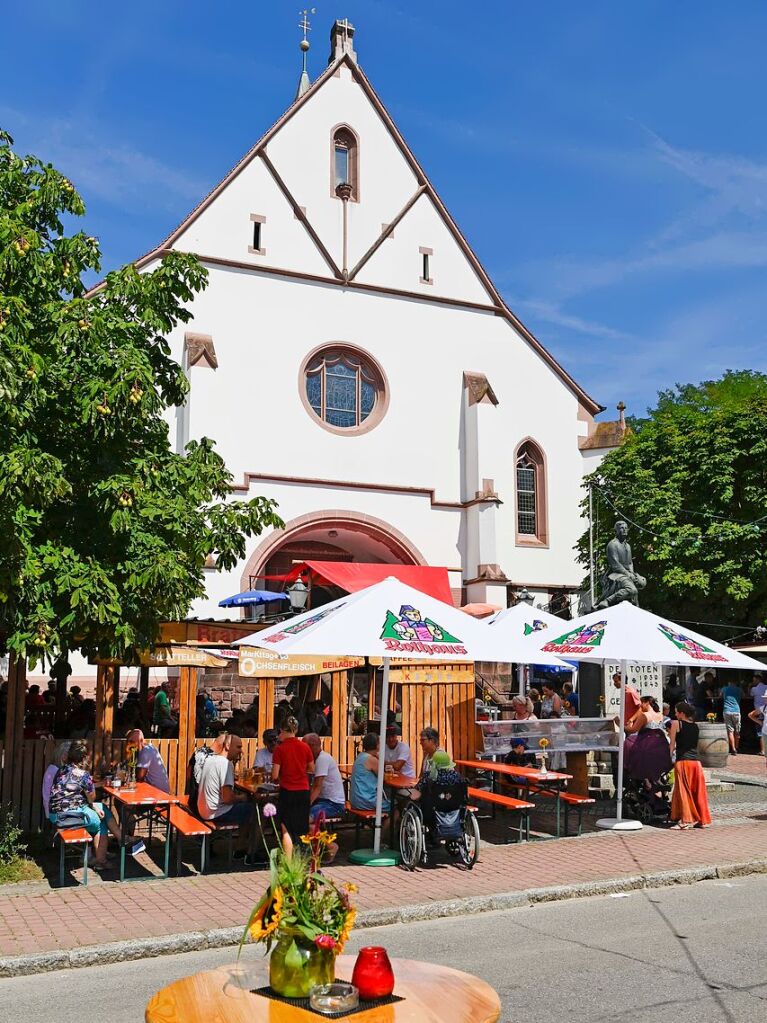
[2,813,767,964]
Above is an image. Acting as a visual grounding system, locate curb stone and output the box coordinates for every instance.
[2,859,767,978]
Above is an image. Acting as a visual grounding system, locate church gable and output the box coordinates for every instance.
[265,63,421,273]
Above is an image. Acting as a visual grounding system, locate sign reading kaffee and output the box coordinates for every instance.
[238,647,365,678]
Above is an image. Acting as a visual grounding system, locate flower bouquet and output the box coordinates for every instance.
[240,805,356,998]
[124,743,138,789]
[536,737,550,775]
[706,712,716,724]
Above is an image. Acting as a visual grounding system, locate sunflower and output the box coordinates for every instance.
[336,907,356,954]
[249,887,283,942]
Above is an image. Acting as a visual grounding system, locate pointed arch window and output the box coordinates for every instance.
[515,440,548,545]
[332,125,359,200]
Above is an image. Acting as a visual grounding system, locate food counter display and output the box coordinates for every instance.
[477,717,617,758]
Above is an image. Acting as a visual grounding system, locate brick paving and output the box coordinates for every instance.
[2,776,767,960]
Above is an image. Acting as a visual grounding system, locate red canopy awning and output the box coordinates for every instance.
[285,561,454,604]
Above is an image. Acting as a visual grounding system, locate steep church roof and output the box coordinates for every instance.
[120,23,603,415]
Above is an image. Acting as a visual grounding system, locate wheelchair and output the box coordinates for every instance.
[399,780,480,870]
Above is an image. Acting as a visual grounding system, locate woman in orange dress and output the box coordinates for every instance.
[669,701,712,829]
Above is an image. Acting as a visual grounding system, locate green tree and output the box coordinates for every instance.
[578,371,767,634]
[0,130,282,665]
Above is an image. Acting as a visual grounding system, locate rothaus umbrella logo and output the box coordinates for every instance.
[380,605,467,656]
[542,620,607,654]
[524,619,549,636]
[657,623,728,663]
[262,604,346,644]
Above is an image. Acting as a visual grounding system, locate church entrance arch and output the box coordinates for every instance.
[241,510,426,605]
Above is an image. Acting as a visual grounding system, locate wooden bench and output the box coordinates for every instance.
[56,827,93,887]
[157,804,214,874]
[467,787,534,843]
[344,801,389,844]
[527,788,595,836]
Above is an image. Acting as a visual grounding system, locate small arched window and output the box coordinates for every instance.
[332,126,358,200]
[302,345,387,433]
[515,440,548,545]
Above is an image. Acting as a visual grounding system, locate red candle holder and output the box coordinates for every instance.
[351,946,395,1000]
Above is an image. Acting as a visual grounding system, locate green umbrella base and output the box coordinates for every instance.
[348,847,401,867]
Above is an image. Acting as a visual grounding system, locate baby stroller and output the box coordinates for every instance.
[399,778,480,870]
[623,728,673,824]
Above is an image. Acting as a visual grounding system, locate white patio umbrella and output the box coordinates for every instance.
[520,600,766,831]
[239,576,567,863]
[487,604,573,695]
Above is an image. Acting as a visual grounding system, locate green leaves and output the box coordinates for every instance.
[579,371,767,633]
[0,129,282,665]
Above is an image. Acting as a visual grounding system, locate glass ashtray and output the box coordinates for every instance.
[309,983,359,1014]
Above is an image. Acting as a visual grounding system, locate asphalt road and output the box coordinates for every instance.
[3,875,767,1022]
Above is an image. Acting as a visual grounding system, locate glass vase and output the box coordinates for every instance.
[269,930,335,998]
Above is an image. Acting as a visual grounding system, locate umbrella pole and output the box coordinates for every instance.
[372,657,390,855]
[616,658,627,822]
[596,657,641,832]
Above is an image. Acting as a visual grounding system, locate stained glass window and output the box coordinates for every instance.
[305,349,380,429]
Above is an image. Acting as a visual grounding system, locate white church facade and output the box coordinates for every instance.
[135,20,624,621]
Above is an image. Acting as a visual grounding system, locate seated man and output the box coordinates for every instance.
[197,733,258,866]
[383,726,415,777]
[303,733,346,821]
[417,726,444,781]
[349,733,390,813]
[126,729,169,792]
[253,728,279,773]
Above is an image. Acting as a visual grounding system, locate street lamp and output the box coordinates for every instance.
[517,587,534,606]
[287,578,309,613]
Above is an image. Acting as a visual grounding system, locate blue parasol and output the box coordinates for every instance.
[218,589,290,608]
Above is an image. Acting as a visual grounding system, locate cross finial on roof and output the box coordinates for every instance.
[295,8,316,99]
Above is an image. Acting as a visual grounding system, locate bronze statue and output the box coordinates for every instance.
[596,521,646,608]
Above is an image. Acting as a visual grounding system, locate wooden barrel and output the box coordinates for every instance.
[697,722,729,768]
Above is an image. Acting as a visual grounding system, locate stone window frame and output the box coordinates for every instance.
[514,438,549,547]
[330,124,360,202]
[298,342,389,437]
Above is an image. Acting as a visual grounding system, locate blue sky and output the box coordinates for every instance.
[3,1,766,416]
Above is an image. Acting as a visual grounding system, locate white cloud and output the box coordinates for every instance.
[0,106,207,212]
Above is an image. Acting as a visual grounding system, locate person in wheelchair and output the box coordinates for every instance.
[411,750,467,841]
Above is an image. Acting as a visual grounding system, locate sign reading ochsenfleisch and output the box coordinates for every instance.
[238,647,365,678]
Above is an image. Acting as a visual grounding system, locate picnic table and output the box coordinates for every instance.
[145,956,501,1022]
[455,758,573,838]
[103,782,179,881]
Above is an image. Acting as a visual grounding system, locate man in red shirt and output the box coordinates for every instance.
[272,716,315,843]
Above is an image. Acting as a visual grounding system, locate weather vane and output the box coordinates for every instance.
[299,8,316,50]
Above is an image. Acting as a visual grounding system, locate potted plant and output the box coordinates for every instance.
[240,805,357,998]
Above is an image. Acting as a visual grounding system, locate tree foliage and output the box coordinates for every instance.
[0,130,282,665]
[578,371,767,632]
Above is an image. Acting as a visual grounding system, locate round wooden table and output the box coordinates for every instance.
[145,955,501,1022]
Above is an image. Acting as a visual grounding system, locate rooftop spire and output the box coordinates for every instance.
[295,8,316,100]
[329,17,357,64]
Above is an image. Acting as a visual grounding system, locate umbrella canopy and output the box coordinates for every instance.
[487,602,567,636]
[239,576,567,666]
[519,600,765,831]
[219,589,290,608]
[240,577,566,860]
[522,601,766,670]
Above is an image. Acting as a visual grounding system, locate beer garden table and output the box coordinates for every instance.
[455,758,573,838]
[145,955,501,1022]
[102,782,179,881]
